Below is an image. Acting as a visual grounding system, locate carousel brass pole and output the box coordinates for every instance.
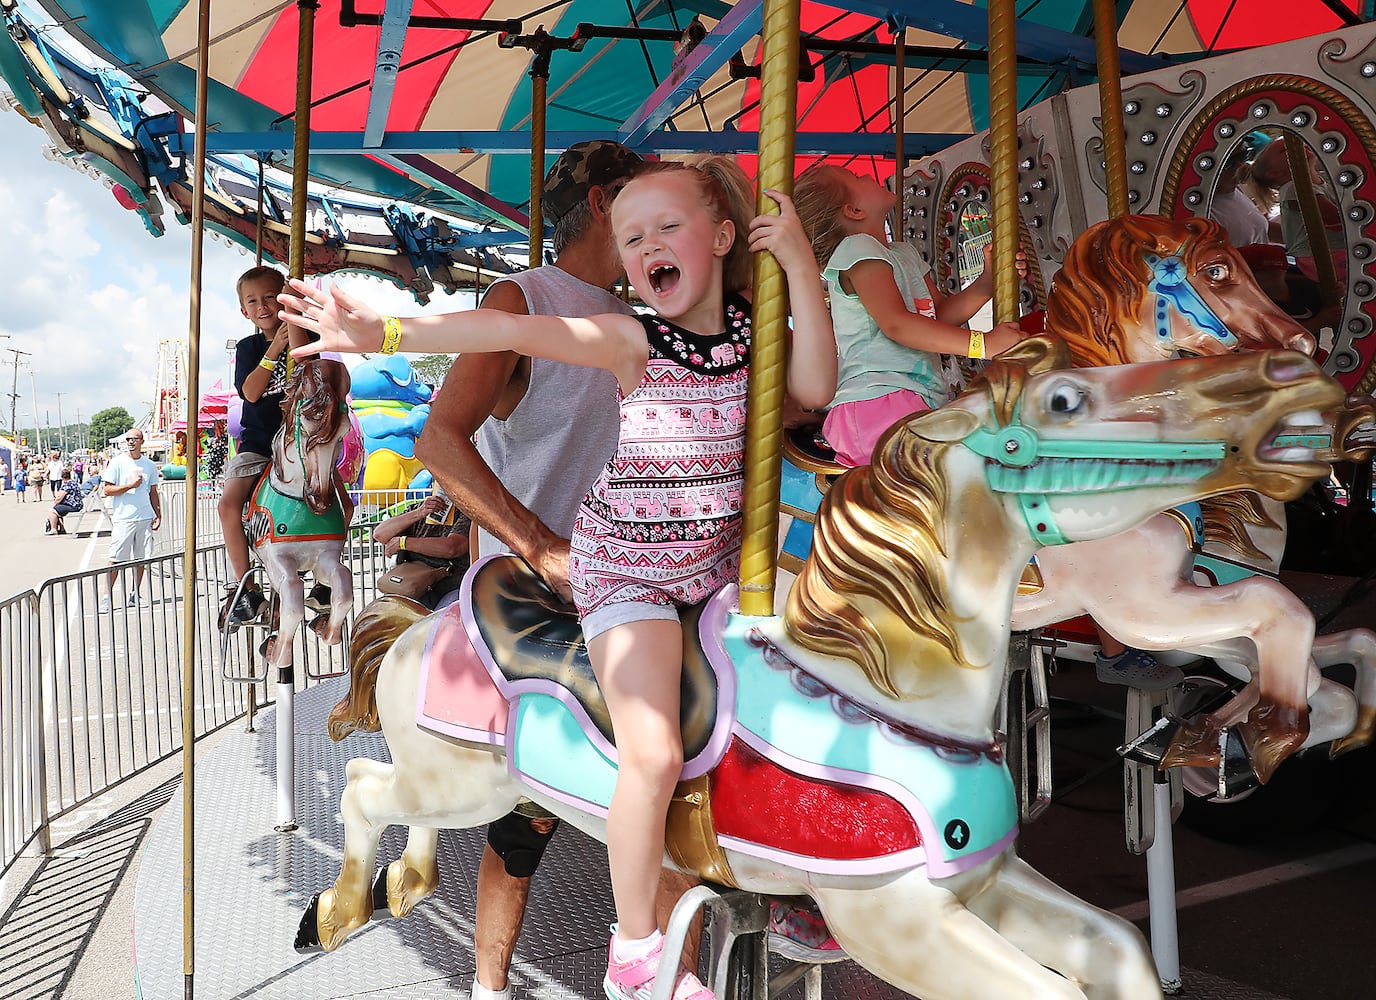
[893,24,906,230]
[528,51,551,270]
[1284,138,1341,309]
[1092,0,1128,219]
[288,0,319,328]
[987,0,1020,325]
[255,158,266,266]
[738,0,801,617]
[183,4,211,997]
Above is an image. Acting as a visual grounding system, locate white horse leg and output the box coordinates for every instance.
[961,855,1162,1000]
[811,866,1089,1000]
[311,552,354,645]
[1313,628,1376,755]
[378,825,441,919]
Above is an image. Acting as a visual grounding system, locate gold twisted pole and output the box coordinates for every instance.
[286,0,318,375]
[988,0,1019,325]
[1093,0,1128,218]
[894,26,906,227]
[738,0,800,617]
[1284,137,1341,309]
[184,7,210,995]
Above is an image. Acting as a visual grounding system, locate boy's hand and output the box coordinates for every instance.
[279,279,384,356]
[987,320,1028,357]
[748,191,816,274]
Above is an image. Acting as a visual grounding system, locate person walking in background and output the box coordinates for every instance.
[98,430,162,611]
[14,462,27,502]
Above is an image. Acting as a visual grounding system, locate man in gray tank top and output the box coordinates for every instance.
[416,141,699,1000]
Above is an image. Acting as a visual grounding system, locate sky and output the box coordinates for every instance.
[0,104,474,448]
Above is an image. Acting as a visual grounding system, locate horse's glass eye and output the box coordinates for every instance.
[1204,263,1229,282]
[1048,383,1085,414]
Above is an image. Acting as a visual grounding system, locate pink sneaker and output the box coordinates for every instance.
[604,929,715,1000]
[767,899,845,964]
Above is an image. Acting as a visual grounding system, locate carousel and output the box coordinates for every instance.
[2,2,1376,999]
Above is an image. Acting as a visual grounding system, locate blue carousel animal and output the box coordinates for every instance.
[301,339,1338,1000]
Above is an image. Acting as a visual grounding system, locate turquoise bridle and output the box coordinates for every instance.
[962,399,1228,546]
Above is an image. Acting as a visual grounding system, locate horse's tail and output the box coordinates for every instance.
[327,595,430,741]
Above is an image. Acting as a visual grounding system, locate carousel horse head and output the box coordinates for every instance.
[273,358,352,514]
[785,337,1342,699]
[1044,214,1315,366]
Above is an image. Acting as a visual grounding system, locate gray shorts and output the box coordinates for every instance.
[224,451,271,480]
[579,598,680,643]
[110,519,155,563]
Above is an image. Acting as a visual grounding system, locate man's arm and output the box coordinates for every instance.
[414,281,576,599]
[149,481,162,529]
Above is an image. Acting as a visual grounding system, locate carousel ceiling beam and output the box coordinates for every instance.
[835,0,1165,74]
[363,0,414,148]
[1313,0,1365,26]
[377,152,533,230]
[620,0,763,147]
[170,129,964,156]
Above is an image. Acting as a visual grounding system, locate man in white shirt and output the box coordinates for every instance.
[99,430,162,611]
[47,451,64,495]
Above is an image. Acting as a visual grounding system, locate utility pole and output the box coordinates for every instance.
[55,391,66,453]
[76,406,83,451]
[28,367,42,454]
[5,347,28,441]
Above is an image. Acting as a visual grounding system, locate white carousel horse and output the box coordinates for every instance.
[243,358,355,668]
[300,339,1338,1000]
[1010,215,1376,777]
[780,214,1375,782]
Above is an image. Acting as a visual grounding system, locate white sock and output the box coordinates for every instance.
[472,980,511,1000]
[612,928,663,963]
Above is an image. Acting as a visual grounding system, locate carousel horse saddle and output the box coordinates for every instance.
[246,470,347,546]
[417,555,727,772]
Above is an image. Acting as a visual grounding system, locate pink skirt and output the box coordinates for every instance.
[822,390,931,467]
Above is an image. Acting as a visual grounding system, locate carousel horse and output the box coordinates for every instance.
[299,339,1339,1000]
[1012,214,1376,779]
[243,358,355,667]
[778,214,1375,783]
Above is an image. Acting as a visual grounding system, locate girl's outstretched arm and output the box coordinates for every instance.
[279,279,649,393]
[748,191,836,410]
[935,242,1027,325]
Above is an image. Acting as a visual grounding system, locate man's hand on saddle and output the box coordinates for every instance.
[279,279,384,356]
[415,496,447,520]
[526,536,576,606]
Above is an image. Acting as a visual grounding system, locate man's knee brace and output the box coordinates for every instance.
[486,810,560,878]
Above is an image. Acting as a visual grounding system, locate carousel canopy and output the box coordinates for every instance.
[6,1,1369,240]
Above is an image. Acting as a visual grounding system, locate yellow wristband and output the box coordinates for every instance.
[258,354,277,372]
[398,535,407,552]
[380,316,403,355]
[968,329,987,360]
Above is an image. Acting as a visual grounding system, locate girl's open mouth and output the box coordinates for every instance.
[648,263,680,296]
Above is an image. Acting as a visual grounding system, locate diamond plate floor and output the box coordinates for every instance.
[131,678,1304,1000]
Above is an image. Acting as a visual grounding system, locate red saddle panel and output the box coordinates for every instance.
[710,738,920,860]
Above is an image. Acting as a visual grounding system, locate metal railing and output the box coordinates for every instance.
[0,590,46,870]
[1,528,394,876]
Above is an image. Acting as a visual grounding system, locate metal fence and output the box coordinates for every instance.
[1,513,397,877]
[0,590,45,870]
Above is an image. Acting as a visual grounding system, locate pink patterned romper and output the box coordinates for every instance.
[569,298,751,641]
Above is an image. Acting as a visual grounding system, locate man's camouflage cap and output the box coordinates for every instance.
[541,140,643,225]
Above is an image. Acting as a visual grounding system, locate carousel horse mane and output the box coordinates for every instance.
[1199,491,1282,562]
[1044,214,1233,367]
[785,341,1063,697]
[273,357,350,483]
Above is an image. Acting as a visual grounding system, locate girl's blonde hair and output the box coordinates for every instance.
[793,164,855,269]
[614,158,754,296]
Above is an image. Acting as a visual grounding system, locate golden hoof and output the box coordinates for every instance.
[314,885,372,952]
[1238,702,1309,785]
[1159,718,1223,771]
[1330,705,1376,759]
